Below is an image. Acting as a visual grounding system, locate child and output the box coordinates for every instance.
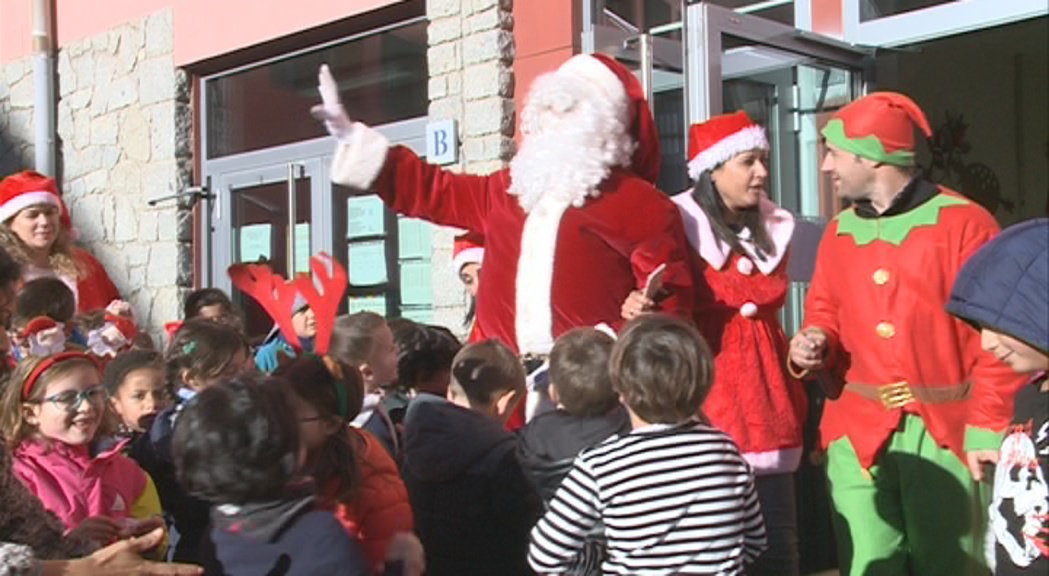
[10,277,84,358]
[255,300,314,373]
[275,356,414,573]
[103,349,170,435]
[136,318,253,562]
[171,375,370,575]
[947,218,1049,575]
[0,352,165,548]
[517,327,631,504]
[329,312,400,458]
[529,314,767,574]
[183,287,242,330]
[401,339,541,575]
[385,319,461,426]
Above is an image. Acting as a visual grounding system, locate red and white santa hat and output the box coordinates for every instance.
[687,111,769,180]
[0,171,75,234]
[452,232,484,275]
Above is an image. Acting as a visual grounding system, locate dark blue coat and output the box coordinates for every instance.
[947,218,1048,353]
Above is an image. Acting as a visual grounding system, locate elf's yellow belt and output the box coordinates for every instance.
[845,381,972,410]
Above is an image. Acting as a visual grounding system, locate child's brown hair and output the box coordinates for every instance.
[13,277,76,330]
[450,339,526,406]
[328,312,386,368]
[610,314,713,424]
[0,353,100,448]
[549,328,617,417]
[273,356,363,503]
[165,318,249,391]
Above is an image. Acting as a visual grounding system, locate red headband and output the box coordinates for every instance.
[21,351,99,401]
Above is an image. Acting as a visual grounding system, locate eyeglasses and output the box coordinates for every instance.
[37,386,106,412]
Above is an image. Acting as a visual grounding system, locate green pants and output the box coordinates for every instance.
[826,414,990,576]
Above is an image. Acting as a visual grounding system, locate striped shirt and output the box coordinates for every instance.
[528,421,767,575]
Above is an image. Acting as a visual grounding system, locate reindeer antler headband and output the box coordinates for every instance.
[228,253,347,355]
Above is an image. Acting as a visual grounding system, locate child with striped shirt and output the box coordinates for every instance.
[528,314,767,575]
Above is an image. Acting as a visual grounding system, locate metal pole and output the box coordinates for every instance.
[639,33,653,102]
[287,163,299,275]
[32,0,55,176]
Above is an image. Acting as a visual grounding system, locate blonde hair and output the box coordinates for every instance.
[0,213,83,278]
[0,355,99,448]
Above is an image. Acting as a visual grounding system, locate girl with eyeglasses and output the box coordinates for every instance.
[0,352,165,550]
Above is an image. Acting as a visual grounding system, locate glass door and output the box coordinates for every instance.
[687,1,869,335]
[584,3,689,193]
[211,159,324,343]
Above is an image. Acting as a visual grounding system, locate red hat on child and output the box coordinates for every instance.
[687,111,769,180]
[452,233,485,275]
[0,171,75,234]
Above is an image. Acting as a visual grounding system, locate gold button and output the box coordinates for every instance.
[876,321,896,339]
[872,268,890,285]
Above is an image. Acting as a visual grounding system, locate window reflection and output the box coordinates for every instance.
[206,20,427,159]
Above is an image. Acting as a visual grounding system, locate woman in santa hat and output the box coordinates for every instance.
[451,232,484,338]
[0,171,120,313]
[639,111,805,575]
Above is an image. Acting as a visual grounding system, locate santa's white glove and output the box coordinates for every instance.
[310,64,354,141]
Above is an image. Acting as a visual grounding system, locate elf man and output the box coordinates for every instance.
[788,92,1027,575]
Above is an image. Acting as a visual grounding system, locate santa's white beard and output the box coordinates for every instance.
[508,75,634,213]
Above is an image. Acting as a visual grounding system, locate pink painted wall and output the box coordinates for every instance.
[512,0,579,143]
[1,0,404,66]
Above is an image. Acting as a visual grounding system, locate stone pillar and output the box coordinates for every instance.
[53,8,191,343]
[0,58,36,176]
[426,0,515,335]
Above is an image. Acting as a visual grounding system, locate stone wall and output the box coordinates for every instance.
[425,0,515,333]
[53,8,191,342]
[0,58,35,177]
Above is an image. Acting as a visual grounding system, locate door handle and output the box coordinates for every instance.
[287,163,303,274]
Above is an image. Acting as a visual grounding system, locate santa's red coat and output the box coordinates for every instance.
[333,140,694,358]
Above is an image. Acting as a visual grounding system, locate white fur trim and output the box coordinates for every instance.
[515,196,571,356]
[0,190,60,223]
[330,122,391,190]
[556,55,628,114]
[452,247,484,274]
[672,191,794,275]
[743,446,803,475]
[687,125,769,179]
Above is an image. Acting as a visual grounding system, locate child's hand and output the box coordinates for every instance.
[386,532,425,576]
[105,300,134,318]
[69,515,123,544]
[118,516,167,541]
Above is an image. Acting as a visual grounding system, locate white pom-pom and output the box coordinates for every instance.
[737,257,754,275]
[740,301,758,318]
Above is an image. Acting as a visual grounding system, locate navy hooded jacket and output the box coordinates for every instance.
[947,217,1048,353]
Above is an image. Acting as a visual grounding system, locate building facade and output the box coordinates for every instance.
[1,0,1045,343]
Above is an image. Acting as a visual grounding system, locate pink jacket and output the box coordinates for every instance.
[12,438,157,532]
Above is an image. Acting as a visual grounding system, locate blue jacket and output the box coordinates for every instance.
[947,218,1048,353]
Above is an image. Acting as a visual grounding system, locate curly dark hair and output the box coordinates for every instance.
[172,375,300,505]
[165,318,249,391]
[388,318,461,395]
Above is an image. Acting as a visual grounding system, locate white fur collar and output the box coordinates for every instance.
[671,191,794,275]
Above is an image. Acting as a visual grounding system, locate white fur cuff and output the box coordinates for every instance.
[688,125,769,179]
[330,122,391,190]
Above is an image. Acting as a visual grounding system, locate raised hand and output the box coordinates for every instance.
[309,64,354,140]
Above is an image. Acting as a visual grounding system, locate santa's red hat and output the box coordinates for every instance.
[554,53,661,184]
[0,171,75,233]
[821,92,932,166]
[452,233,484,275]
[687,111,769,179]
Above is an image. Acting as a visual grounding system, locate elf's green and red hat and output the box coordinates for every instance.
[821,92,932,167]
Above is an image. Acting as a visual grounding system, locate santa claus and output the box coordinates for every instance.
[311,54,693,365]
